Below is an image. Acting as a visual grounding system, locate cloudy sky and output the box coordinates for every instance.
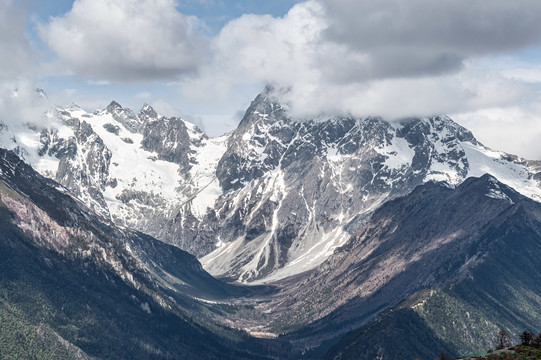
[2,0,541,159]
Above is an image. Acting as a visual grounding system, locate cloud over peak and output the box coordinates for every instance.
[38,0,541,112]
[179,0,541,121]
[5,0,541,158]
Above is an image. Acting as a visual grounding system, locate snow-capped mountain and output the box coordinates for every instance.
[0,87,540,283]
[199,87,541,282]
[0,96,226,255]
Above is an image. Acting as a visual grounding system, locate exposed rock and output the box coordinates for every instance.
[106,101,144,133]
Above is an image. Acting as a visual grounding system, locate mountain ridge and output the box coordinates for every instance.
[275,174,541,358]
[0,88,540,284]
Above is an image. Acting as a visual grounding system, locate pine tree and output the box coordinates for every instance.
[496,329,512,350]
[532,332,541,348]
[519,331,535,346]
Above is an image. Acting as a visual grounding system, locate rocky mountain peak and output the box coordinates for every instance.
[460,173,523,204]
[106,100,123,112]
[236,85,290,132]
[205,88,541,282]
[106,101,143,133]
[138,103,158,120]
[36,88,48,99]
[66,103,82,113]
[398,114,478,148]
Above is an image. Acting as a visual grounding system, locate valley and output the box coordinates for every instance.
[1,87,541,359]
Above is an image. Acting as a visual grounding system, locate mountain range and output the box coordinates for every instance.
[1,87,541,359]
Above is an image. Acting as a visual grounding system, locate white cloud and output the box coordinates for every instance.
[149,98,208,131]
[180,1,325,101]
[39,0,208,82]
[0,1,51,133]
[180,1,541,120]
[29,0,541,159]
[42,87,110,114]
[452,104,541,160]
[149,98,182,117]
[0,0,33,80]
[501,67,541,83]
[136,91,152,100]
[0,80,55,133]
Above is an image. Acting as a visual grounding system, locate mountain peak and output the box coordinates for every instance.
[36,88,48,99]
[105,101,143,133]
[236,86,290,131]
[139,103,158,119]
[106,100,124,112]
[67,103,82,111]
[398,114,478,147]
[458,173,523,204]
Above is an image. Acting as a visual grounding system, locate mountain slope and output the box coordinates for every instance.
[268,175,541,359]
[0,148,278,359]
[324,197,541,359]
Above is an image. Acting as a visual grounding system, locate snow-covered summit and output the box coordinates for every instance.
[201,92,541,282]
[0,99,227,252]
[0,88,540,283]
[139,103,159,119]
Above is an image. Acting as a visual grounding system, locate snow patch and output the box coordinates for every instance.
[462,142,541,202]
[375,135,415,170]
[485,188,513,203]
[189,135,228,218]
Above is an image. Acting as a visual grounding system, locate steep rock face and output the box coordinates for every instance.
[54,118,114,219]
[38,128,77,160]
[141,113,206,175]
[199,89,541,282]
[106,100,144,133]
